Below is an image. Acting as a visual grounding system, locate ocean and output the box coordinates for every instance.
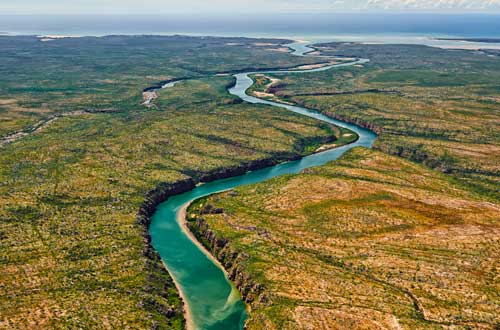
[1,14,500,48]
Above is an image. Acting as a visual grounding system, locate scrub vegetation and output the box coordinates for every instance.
[0,35,321,139]
[189,148,500,329]
[2,35,499,330]
[251,42,500,200]
[0,35,338,329]
[186,42,500,329]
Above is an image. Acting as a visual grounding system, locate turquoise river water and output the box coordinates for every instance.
[149,43,377,329]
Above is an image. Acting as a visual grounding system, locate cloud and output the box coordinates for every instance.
[362,0,500,10]
[1,0,500,14]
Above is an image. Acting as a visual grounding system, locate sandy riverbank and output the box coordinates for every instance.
[176,202,245,330]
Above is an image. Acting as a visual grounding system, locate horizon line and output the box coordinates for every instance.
[2,11,500,16]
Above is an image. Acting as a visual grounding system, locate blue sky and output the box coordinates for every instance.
[2,0,500,14]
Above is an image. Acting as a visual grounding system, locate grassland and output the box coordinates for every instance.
[189,147,500,330]
[2,35,499,329]
[0,36,339,329]
[251,42,500,200]
[185,42,500,329]
[0,35,321,139]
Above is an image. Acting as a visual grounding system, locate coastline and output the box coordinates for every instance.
[3,30,497,330]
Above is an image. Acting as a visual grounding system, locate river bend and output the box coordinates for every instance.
[149,42,377,330]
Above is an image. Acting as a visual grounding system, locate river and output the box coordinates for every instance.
[149,42,377,330]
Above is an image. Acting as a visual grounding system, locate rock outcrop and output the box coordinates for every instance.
[188,218,268,307]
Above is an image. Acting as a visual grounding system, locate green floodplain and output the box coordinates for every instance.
[0,35,499,329]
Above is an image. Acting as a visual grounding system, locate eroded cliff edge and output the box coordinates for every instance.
[136,147,333,328]
[187,215,268,308]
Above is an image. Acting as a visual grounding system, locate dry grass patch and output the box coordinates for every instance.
[191,148,500,330]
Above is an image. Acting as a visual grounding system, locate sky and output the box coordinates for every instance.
[2,0,500,14]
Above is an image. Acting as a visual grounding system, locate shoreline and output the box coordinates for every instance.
[161,255,195,330]
[3,33,499,51]
[177,202,233,284]
[175,202,247,329]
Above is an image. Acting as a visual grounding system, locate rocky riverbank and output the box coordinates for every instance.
[141,41,377,329]
[136,127,345,327]
[136,150,326,327]
[137,179,196,329]
[187,217,268,308]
